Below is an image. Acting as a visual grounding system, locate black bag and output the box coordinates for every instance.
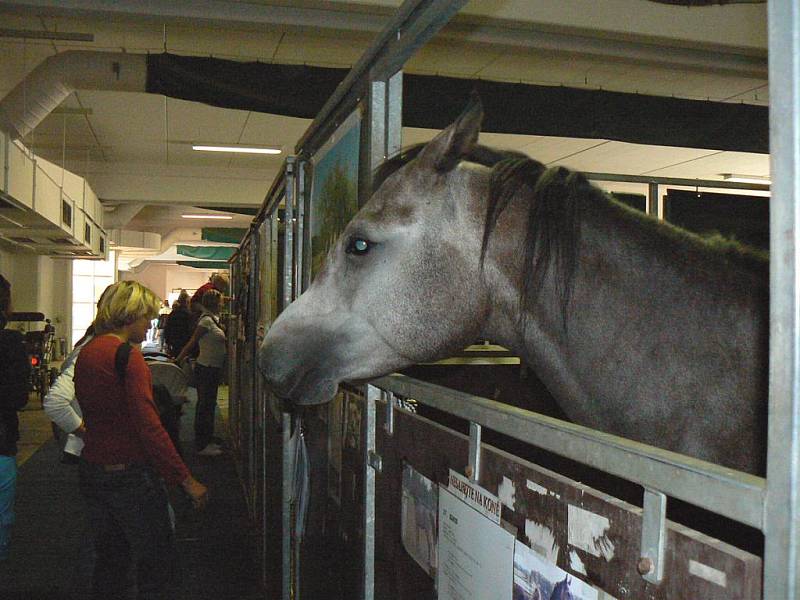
[115,343,183,454]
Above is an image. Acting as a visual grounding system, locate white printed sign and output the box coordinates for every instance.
[447,469,502,524]
[437,486,514,600]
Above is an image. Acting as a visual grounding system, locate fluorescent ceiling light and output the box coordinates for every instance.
[181,214,234,220]
[192,144,281,155]
[721,173,771,185]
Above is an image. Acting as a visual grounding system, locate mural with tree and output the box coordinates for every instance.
[310,115,361,279]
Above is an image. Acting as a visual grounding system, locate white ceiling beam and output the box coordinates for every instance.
[1,0,391,35]
[88,171,274,206]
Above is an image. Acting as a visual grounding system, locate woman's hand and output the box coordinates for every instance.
[72,421,87,438]
[181,475,208,510]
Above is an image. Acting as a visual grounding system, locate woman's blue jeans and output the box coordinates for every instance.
[194,364,221,450]
[78,462,175,600]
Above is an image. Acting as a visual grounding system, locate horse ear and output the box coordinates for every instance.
[417,95,483,172]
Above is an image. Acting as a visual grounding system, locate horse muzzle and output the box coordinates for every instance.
[257,325,341,406]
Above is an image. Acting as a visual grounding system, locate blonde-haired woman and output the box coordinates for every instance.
[74,281,207,599]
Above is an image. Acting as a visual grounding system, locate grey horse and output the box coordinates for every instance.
[259,97,768,475]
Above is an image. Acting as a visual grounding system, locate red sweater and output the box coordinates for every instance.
[74,335,189,485]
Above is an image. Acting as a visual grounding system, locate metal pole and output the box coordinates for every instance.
[281,412,293,600]
[283,157,295,307]
[296,160,307,293]
[363,386,380,600]
[646,182,660,220]
[764,1,800,597]
[468,422,482,483]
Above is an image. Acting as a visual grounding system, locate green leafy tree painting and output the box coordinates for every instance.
[310,120,361,279]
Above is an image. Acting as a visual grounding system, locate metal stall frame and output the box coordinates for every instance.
[230,0,799,597]
[291,3,467,598]
[228,158,297,598]
[583,172,770,222]
[764,1,800,597]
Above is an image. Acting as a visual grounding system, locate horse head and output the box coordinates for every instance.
[258,98,492,405]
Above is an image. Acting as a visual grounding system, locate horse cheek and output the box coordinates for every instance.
[392,247,483,360]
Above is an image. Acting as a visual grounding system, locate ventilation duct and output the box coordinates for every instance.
[0,51,146,140]
[0,130,107,257]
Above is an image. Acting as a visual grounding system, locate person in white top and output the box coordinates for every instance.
[176,289,226,456]
[44,285,116,459]
[43,333,91,460]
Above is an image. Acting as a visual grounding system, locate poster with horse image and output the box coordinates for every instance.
[401,463,438,577]
[513,540,598,600]
[309,108,361,280]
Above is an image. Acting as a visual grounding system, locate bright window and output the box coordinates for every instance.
[71,251,115,348]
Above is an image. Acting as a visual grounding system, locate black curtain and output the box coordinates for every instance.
[147,53,767,154]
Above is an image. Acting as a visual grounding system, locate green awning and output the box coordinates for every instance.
[201,228,248,244]
[177,261,231,270]
[177,245,236,261]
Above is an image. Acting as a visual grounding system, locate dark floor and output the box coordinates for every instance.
[0,397,263,600]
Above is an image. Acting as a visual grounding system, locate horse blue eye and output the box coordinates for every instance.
[346,237,371,255]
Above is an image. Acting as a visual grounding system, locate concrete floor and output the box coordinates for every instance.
[0,384,262,600]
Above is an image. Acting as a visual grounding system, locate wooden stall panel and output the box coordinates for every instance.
[369,404,761,600]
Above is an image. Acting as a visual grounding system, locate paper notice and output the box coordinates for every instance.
[437,485,514,600]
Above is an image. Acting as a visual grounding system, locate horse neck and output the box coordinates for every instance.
[482,190,768,456]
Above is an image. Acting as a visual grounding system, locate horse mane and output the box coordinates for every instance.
[483,158,586,332]
[376,143,768,336]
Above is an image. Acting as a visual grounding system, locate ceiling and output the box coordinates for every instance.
[0,0,771,262]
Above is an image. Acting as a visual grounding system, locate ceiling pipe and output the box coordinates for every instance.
[102,203,145,229]
[0,51,146,140]
[159,228,202,254]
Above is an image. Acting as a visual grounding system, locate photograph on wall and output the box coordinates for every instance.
[513,539,598,600]
[327,391,345,504]
[401,463,438,577]
[309,108,362,280]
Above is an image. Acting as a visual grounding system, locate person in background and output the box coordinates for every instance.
[163,290,191,358]
[190,273,229,310]
[0,274,31,561]
[189,273,229,325]
[155,299,171,351]
[176,289,226,457]
[74,281,207,599]
[44,285,114,463]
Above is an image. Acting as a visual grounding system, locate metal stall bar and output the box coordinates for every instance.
[281,159,297,600]
[584,171,771,192]
[371,374,765,530]
[646,182,659,219]
[296,160,307,294]
[363,386,381,600]
[284,157,296,305]
[764,1,800,597]
[281,411,293,600]
[349,3,468,599]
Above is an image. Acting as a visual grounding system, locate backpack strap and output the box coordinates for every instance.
[114,341,132,382]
